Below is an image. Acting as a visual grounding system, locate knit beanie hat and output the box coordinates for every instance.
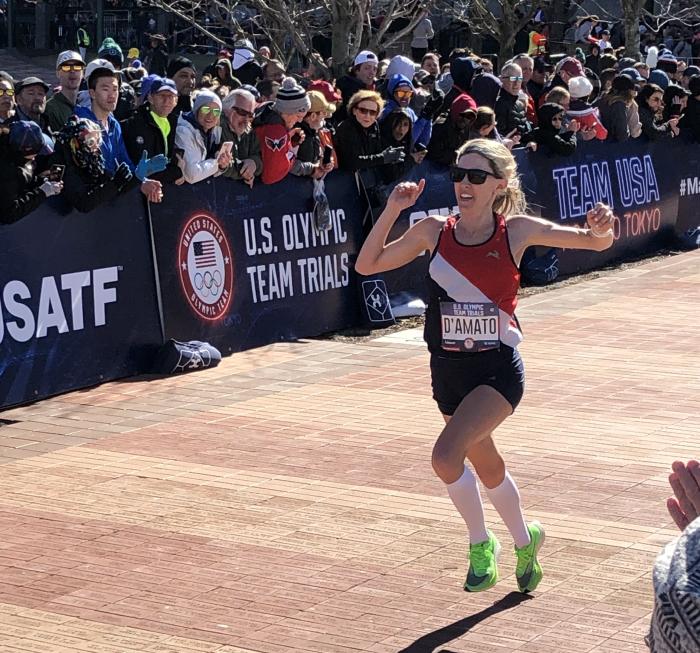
[649,69,670,90]
[167,55,196,79]
[98,38,123,65]
[568,75,594,99]
[193,89,223,114]
[273,77,311,115]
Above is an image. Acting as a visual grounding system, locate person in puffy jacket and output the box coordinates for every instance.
[495,62,532,137]
[253,77,311,184]
[175,90,232,184]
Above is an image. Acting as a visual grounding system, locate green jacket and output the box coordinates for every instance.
[220,120,262,181]
[44,92,75,135]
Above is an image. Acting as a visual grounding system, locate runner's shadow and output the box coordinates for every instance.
[397,591,532,653]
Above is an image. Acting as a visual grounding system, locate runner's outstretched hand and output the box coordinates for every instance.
[386,179,425,212]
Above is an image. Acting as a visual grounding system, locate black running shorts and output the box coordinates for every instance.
[429,346,525,416]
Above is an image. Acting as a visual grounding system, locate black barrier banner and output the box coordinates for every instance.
[150,172,364,352]
[0,191,163,408]
[515,139,681,275]
[675,142,700,236]
[371,140,686,292]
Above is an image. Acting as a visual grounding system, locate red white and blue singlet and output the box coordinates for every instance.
[424,213,523,354]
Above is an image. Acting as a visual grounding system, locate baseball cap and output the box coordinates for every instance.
[559,57,585,77]
[354,50,378,67]
[8,120,53,157]
[620,67,644,83]
[149,77,178,96]
[85,58,116,82]
[56,50,85,68]
[533,57,554,73]
[683,65,700,78]
[307,80,342,105]
[15,76,50,94]
[127,48,140,59]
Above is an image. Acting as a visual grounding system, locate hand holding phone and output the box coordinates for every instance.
[48,164,65,182]
[322,145,333,165]
[219,141,233,157]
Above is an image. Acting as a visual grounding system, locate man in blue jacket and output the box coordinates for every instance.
[76,59,163,202]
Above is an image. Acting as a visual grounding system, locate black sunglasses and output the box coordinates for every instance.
[449,166,497,184]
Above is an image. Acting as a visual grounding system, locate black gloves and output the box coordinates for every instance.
[381,147,406,164]
[113,162,133,190]
[420,88,446,121]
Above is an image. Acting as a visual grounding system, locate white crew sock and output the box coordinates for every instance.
[485,471,531,548]
[446,465,489,544]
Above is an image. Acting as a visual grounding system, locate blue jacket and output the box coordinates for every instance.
[379,74,432,148]
[75,105,134,175]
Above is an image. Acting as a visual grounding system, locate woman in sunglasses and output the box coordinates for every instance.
[175,90,232,184]
[335,90,406,174]
[356,138,614,595]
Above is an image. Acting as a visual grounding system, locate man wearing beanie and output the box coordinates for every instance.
[167,56,197,116]
[253,76,311,184]
[98,38,137,121]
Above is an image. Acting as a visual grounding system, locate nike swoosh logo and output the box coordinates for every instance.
[466,569,489,586]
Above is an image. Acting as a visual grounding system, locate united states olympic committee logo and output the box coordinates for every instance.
[178,213,234,321]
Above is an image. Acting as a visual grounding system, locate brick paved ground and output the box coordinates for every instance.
[0,250,697,653]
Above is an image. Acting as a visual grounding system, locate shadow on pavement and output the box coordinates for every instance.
[397,591,532,653]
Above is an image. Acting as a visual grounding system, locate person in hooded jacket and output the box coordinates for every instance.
[213,57,241,91]
[379,108,415,182]
[427,93,476,166]
[0,121,62,223]
[379,74,432,150]
[438,56,481,116]
[521,103,578,155]
[470,73,502,109]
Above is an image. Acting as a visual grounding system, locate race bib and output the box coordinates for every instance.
[440,301,500,352]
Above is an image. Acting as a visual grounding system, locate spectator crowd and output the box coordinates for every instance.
[3,22,700,226]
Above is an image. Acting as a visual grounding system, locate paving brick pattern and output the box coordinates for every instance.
[0,251,697,652]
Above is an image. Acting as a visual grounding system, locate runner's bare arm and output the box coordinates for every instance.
[356,179,443,275]
[508,203,615,257]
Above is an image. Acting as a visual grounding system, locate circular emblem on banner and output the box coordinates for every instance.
[463,338,475,350]
[178,213,234,321]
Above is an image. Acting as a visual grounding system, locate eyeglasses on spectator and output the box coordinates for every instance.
[200,106,222,117]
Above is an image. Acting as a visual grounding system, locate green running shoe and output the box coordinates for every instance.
[464,531,501,592]
[515,521,545,593]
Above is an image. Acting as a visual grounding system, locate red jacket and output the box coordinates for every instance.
[253,103,296,184]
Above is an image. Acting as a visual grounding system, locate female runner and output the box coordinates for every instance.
[356,139,614,593]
